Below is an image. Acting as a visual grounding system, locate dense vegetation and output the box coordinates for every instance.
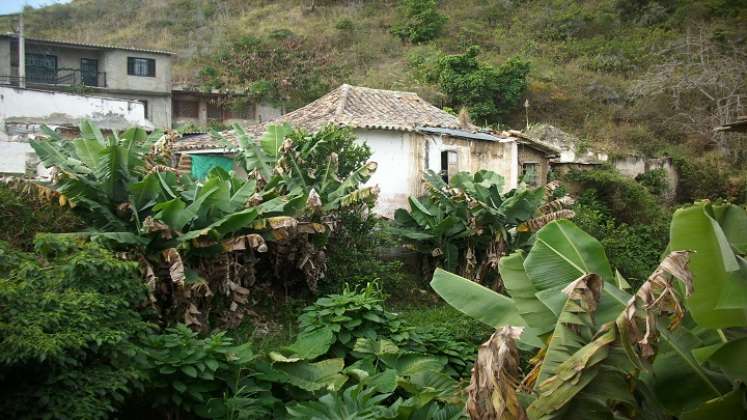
[7,0,746,174]
[2,119,746,417]
[433,201,747,418]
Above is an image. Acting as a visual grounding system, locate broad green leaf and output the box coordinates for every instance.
[717,256,747,310]
[286,327,335,360]
[363,368,398,394]
[692,337,747,383]
[130,173,162,212]
[154,198,193,232]
[409,196,434,218]
[525,220,614,288]
[352,338,400,357]
[72,138,104,170]
[380,353,445,376]
[680,387,747,420]
[709,203,747,254]
[79,119,106,143]
[534,274,602,387]
[524,220,623,327]
[499,251,556,336]
[260,123,293,157]
[430,268,524,328]
[670,205,747,328]
[273,358,346,392]
[647,325,726,413]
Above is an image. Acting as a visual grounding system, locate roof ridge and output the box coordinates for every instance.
[335,84,351,117]
[344,84,419,97]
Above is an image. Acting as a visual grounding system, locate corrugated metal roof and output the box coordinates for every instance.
[417,126,502,142]
[0,33,175,55]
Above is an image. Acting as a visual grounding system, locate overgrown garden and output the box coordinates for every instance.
[1,121,746,418]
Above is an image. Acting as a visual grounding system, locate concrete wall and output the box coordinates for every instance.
[423,133,516,192]
[613,156,678,201]
[257,103,283,123]
[0,85,150,175]
[355,129,518,217]
[104,92,171,129]
[101,50,171,93]
[355,128,418,217]
[23,43,103,77]
[171,92,282,129]
[518,144,550,187]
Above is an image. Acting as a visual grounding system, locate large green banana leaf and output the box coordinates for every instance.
[499,251,556,336]
[670,204,747,328]
[430,268,542,347]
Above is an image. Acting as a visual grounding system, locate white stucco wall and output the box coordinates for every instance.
[355,128,418,218]
[0,86,151,175]
[0,86,150,131]
[353,128,520,217]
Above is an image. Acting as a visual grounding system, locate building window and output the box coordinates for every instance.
[80,58,99,86]
[173,99,199,118]
[26,53,57,83]
[440,150,458,183]
[521,162,539,186]
[141,100,149,120]
[127,57,156,77]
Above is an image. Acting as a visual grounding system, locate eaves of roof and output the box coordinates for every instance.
[0,33,175,56]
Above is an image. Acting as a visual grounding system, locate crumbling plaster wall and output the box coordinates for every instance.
[0,86,150,175]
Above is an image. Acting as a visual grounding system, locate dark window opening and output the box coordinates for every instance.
[26,53,57,83]
[127,57,156,77]
[173,99,199,118]
[80,58,98,86]
[141,100,149,120]
[207,101,222,120]
[440,150,457,183]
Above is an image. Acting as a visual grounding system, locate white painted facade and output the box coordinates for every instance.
[0,85,151,175]
[353,128,520,217]
[354,129,417,217]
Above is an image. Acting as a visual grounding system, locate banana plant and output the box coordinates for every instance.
[393,170,575,282]
[430,204,747,419]
[216,123,379,218]
[30,121,377,329]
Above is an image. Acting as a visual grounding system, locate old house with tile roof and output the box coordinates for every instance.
[175,84,533,217]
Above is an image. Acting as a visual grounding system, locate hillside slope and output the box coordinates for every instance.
[4,0,746,164]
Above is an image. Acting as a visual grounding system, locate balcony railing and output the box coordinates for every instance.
[0,69,107,88]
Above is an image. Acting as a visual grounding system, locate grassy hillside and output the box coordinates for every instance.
[4,0,747,170]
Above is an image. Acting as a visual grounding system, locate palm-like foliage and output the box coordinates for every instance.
[30,121,379,329]
[430,202,747,418]
[393,171,574,282]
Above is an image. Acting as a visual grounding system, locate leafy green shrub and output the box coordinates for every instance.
[335,18,354,32]
[571,189,669,286]
[288,124,372,178]
[564,167,664,225]
[287,283,475,378]
[0,236,151,419]
[391,0,448,44]
[0,181,84,250]
[566,166,673,284]
[635,168,668,196]
[393,170,573,283]
[434,46,530,124]
[672,155,746,204]
[199,33,331,108]
[137,324,273,418]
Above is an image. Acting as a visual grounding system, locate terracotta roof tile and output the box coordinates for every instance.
[175,84,487,151]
